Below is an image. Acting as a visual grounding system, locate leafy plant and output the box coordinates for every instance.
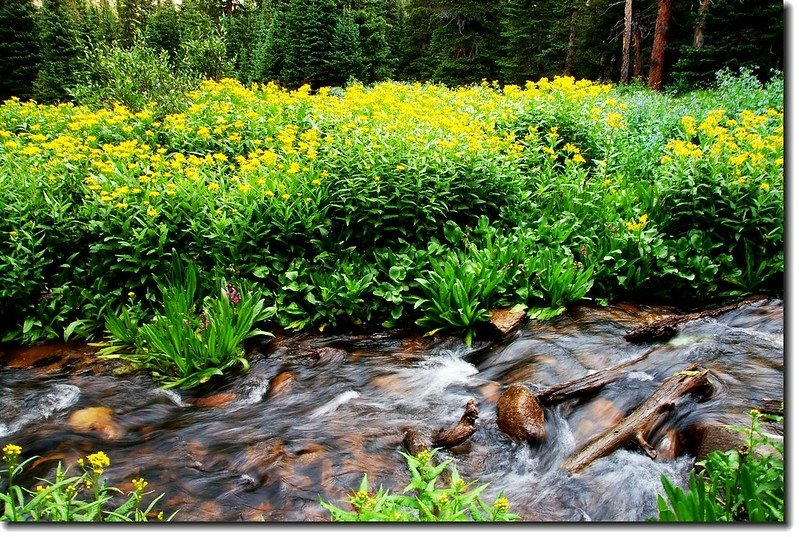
[655,409,783,522]
[100,255,273,389]
[1,444,172,522]
[320,449,519,522]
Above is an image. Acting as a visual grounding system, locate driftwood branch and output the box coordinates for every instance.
[537,351,653,405]
[432,399,479,449]
[624,295,767,343]
[561,364,711,474]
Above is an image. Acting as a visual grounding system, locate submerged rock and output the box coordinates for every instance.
[267,370,296,398]
[67,406,124,441]
[313,347,347,364]
[496,384,546,444]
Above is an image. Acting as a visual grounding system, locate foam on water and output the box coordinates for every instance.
[4,383,80,435]
[309,390,360,419]
[400,350,479,400]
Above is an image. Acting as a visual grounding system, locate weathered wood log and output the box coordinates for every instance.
[624,295,767,343]
[537,350,653,405]
[432,399,479,449]
[561,364,711,474]
[758,398,783,417]
[402,428,431,456]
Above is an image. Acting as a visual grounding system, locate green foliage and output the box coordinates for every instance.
[0,74,784,345]
[670,0,783,91]
[320,449,519,521]
[1,444,172,522]
[655,410,784,522]
[0,0,40,101]
[70,40,198,116]
[33,0,85,103]
[100,255,273,390]
[144,1,181,60]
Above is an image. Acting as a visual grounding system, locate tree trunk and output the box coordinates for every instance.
[564,7,579,76]
[648,0,674,91]
[620,0,633,83]
[562,365,712,474]
[693,0,711,48]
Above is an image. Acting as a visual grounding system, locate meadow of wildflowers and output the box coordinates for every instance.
[0,74,784,345]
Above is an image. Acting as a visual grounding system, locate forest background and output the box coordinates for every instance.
[0,0,785,103]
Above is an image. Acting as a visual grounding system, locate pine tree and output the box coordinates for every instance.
[118,0,153,45]
[348,0,393,83]
[0,0,40,101]
[425,0,503,86]
[499,0,572,85]
[250,0,287,82]
[279,0,340,88]
[671,0,783,88]
[396,0,435,81]
[330,8,364,82]
[33,0,85,103]
[145,1,181,59]
[221,0,260,81]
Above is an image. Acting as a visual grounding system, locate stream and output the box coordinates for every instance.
[0,298,784,522]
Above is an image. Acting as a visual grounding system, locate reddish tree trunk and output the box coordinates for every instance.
[648,0,674,91]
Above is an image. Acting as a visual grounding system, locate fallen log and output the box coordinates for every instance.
[561,364,711,474]
[536,350,653,405]
[624,295,768,343]
[432,399,479,449]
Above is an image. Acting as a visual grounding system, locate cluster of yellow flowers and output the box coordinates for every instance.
[663,108,783,189]
[1,77,782,231]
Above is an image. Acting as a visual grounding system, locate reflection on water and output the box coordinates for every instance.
[0,299,783,521]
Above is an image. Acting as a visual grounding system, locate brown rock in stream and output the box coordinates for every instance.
[267,370,296,398]
[67,407,124,441]
[192,392,237,408]
[487,308,527,338]
[313,347,347,364]
[496,385,546,444]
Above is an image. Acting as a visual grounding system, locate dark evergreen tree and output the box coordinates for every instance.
[671,0,783,88]
[425,0,503,85]
[81,0,119,46]
[118,0,153,45]
[34,0,84,102]
[396,0,435,81]
[330,7,365,82]
[348,0,393,83]
[145,1,181,59]
[221,1,260,81]
[278,0,341,88]
[249,0,287,82]
[0,0,40,100]
[499,0,573,84]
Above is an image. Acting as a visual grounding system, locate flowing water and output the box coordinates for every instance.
[0,299,783,522]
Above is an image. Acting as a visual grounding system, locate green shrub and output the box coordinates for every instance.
[70,40,197,116]
[100,255,273,389]
[320,449,519,522]
[655,409,783,522]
